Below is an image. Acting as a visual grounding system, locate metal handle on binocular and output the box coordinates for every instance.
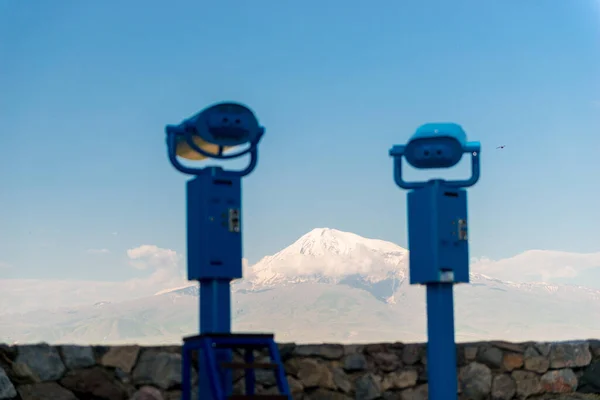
[166,126,263,177]
[390,143,481,190]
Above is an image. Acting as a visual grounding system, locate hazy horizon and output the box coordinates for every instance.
[0,227,599,347]
[2,227,600,314]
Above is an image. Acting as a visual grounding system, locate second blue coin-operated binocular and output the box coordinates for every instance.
[389,122,481,189]
[389,123,481,285]
[389,122,481,400]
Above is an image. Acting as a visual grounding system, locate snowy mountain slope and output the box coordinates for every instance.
[250,228,407,282]
[236,228,407,302]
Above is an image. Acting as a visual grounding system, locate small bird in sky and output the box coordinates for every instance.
[496,145,506,149]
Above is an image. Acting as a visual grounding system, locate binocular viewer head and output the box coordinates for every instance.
[389,123,481,189]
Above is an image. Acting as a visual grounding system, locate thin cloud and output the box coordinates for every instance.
[471,250,600,284]
[87,248,110,255]
[111,232,118,236]
[127,245,179,270]
[0,262,12,269]
[0,246,187,315]
[126,245,185,287]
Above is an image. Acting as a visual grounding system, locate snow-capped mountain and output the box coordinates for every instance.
[165,227,600,304]
[236,227,600,303]
[251,228,407,280]
[4,227,600,345]
[238,228,408,302]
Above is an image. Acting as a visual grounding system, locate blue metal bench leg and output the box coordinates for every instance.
[182,343,191,400]
[216,348,233,397]
[244,349,256,395]
[268,341,291,398]
[201,338,225,400]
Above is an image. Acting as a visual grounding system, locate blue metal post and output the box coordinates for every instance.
[198,279,233,399]
[426,283,457,400]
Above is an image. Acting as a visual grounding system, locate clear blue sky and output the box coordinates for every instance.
[1,0,599,281]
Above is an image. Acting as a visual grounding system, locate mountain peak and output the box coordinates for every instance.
[248,228,408,288]
[287,227,406,257]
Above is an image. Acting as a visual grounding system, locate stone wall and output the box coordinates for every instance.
[2,340,600,400]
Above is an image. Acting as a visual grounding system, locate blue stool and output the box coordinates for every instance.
[182,333,292,400]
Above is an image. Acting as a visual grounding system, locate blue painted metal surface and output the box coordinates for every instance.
[181,334,292,400]
[389,122,481,400]
[390,122,480,190]
[198,279,234,399]
[167,102,265,161]
[427,284,458,399]
[407,181,469,284]
[167,102,290,400]
[186,172,243,280]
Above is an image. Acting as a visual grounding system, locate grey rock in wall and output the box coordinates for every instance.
[0,340,599,399]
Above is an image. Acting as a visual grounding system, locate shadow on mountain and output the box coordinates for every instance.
[338,274,403,302]
[236,288,274,294]
[166,286,199,296]
[161,284,275,297]
[469,283,507,292]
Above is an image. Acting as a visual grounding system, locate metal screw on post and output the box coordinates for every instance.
[389,123,481,400]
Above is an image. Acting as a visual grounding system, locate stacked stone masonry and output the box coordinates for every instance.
[3,341,600,399]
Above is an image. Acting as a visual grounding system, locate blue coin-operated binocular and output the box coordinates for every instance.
[167,102,265,176]
[390,122,480,189]
[167,102,267,400]
[389,123,481,400]
[166,102,265,281]
[390,123,480,284]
